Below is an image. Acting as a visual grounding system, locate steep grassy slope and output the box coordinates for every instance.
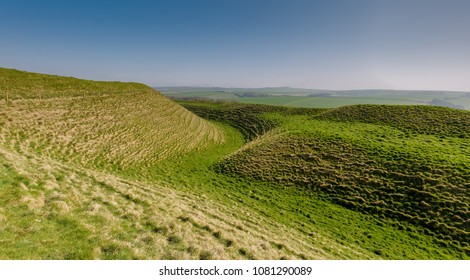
[179,101,324,141]
[181,102,470,258]
[0,68,224,170]
[0,69,254,259]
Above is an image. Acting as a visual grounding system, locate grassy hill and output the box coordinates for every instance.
[0,68,224,169]
[1,68,469,259]
[181,101,470,258]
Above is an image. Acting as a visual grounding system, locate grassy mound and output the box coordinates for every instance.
[317,104,470,138]
[179,100,323,141]
[212,106,469,256]
[0,68,224,170]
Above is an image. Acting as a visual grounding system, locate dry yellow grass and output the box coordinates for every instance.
[0,92,224,171]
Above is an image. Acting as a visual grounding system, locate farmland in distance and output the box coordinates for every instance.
[158,87,470,110]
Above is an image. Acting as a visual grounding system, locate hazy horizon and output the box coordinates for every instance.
[154,85,470,93]
[2,0,470,91]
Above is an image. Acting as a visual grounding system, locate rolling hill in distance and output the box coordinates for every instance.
[157,86,470,110]
[1,67,469,259]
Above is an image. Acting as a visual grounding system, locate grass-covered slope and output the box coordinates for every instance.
[0,69,249,259]
[180,102,470,258]
[1,143,342,259]
[318,104,470,138]
[0,68,154,100]
[0,68,224,170]
[179,101,323,141]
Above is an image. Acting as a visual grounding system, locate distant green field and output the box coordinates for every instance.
[157,87,470,110]
[238,96,424,108]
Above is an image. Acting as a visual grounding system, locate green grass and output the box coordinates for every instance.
[150,145,467,259]
[1,68,469,259]
[317,104,470,137]
[0,68,154,100]
[0,156,97,259]
[179,101,469,258]
[237,96,425,108]
[0,69,225,169]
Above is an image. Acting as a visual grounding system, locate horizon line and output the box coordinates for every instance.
[153,85,470,93]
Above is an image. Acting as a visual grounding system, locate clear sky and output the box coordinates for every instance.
[1,0,469,90]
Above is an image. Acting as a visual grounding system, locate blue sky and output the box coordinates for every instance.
[1,0,470,90]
